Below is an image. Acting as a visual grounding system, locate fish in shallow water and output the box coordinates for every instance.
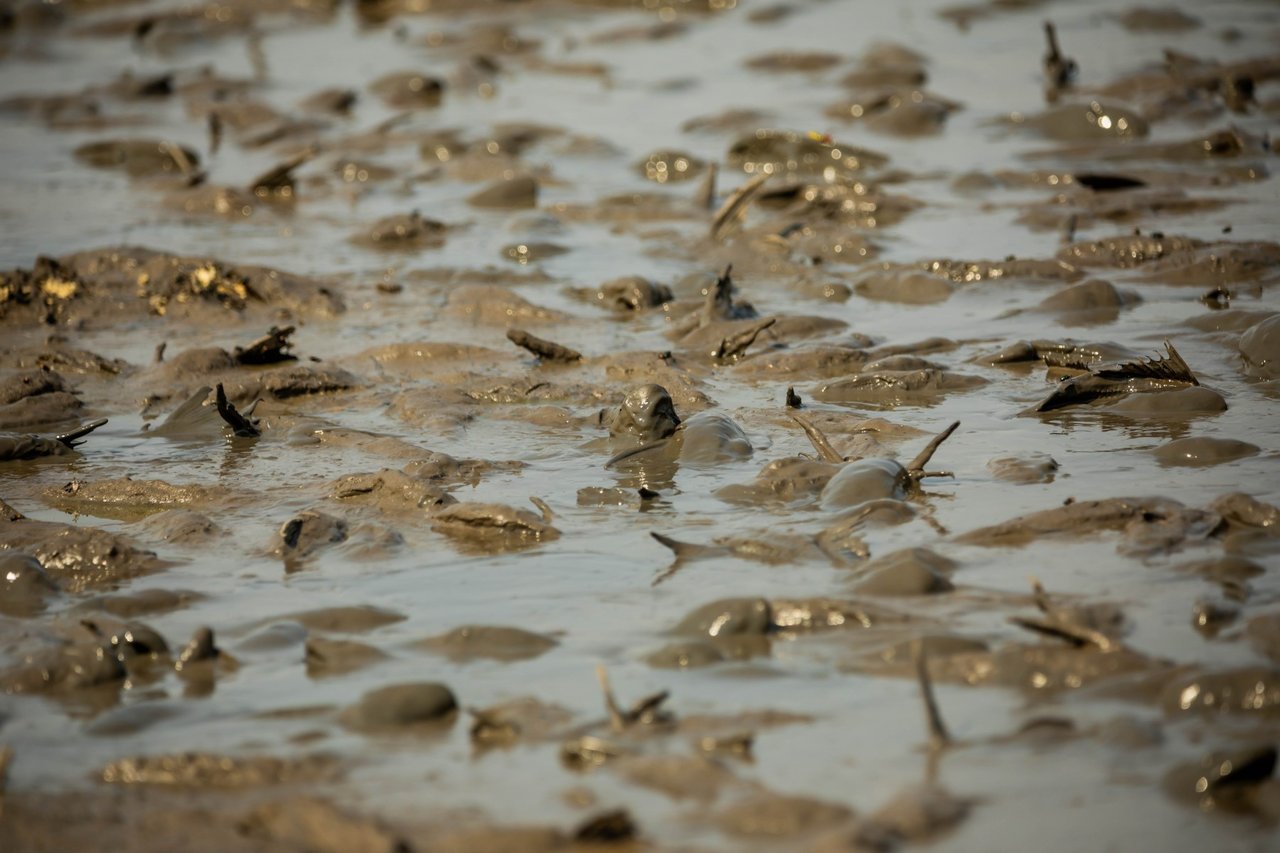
[1028,341,1199,413]
[0,418,107,461]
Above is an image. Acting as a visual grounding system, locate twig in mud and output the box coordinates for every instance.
[214,383,261,438]
[154,341,167,363]
[710,172,770,241]
[914,642,951,751]
[506,328,582,363]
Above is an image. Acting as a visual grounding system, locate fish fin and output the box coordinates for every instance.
[529,496,554,523]
[790,414,845,463]
[907,421,960,475]
[215,383,261,438]
[55,418,109,448]
[160,386,214,428]
[705,263,735,320]
[710,171,770,240]
[713,317,776,361]
[596,664,627,732]
[250,147,314,194]
[649,531,711,561]
[628,690,671,723]
[1094,340,1197,385]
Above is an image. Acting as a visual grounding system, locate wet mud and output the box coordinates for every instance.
[1,0,1279,851]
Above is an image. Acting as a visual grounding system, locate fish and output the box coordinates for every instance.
[1029,340,1198,413]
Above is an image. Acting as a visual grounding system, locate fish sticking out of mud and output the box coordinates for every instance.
[710,172,770,240]
[711,317,775,361]
[506,328,582,363]
[1042,21,1078,98]
[601,383,682,444]
[233,326,296,365]
[597,664,674,732]
[215,383,261,438]
[601,383,752,472]
[250,148,314,200]
[1028,340,1199,413]
[696,264,758,328]
[1009,578,1126,652]
[793,414,960,510]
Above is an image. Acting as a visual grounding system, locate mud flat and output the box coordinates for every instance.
[1,0,1279,850]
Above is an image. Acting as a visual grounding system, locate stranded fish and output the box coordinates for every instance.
[1028,341,1199,413]
[0,418,108,461]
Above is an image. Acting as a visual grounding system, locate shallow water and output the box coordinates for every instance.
[1,0,1279,850]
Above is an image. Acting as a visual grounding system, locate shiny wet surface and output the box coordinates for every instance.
[1,1,1279,850]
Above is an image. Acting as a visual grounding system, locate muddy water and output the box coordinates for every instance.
[1,0,1279,850]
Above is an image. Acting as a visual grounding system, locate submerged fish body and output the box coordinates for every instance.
[676,412,754,465]
[0,435,73,461]
[814,368,985,405]
[607,410,753,471]
[820,458,911,511]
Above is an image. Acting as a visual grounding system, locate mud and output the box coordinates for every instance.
[0,1,1278,851]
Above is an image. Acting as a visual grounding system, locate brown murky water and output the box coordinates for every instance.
[2,0,1279,850]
